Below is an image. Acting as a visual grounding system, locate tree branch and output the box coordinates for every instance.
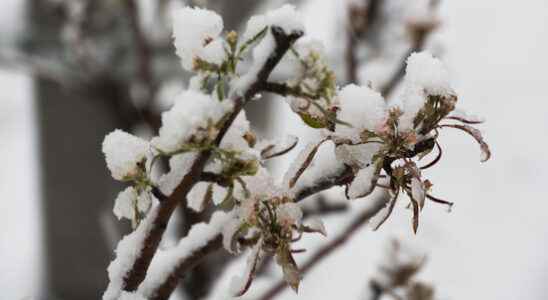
[257,193,389,300]
[110,26,303,296]
[143,159,358,299]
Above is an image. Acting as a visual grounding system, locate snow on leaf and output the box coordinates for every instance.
[411,178,426,209]
[283,139,327,189]
[276,246,301,293]
[113,187,138,221]
[347,163,381,200]
[301,218,327,236]
[222,218,244,254]
[229,241,263,297]
[441,124,491,162]
[260,135,299,160]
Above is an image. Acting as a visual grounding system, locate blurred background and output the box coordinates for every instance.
[1,0,547,299]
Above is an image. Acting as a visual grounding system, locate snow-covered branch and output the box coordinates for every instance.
[99,3,491,299]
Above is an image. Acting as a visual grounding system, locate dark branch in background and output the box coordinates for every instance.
[380,0,440,97]
[118,27,303,298]
[345,0,382,83]
[257,193,390,300]
[124,0,161,130]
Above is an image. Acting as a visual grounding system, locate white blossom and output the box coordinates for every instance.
[172,6,224,71]
[152,90,232,153]
[335,84,387,142]
[102,129,149,181]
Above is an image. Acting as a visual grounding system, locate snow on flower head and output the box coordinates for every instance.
[242,4,304,41]
[404,51,453,97]
[152,90,232,153]
[113,186,152,222]
[396,51,455,132]
[276,202,303,228]
[335,84,387,142]
[102,129,149,181]
[172,6,224,71]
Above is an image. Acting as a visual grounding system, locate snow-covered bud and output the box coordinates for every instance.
[172,7,225,72]
[102,129,149,181]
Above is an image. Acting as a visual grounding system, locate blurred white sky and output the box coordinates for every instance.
[1,0,548,299]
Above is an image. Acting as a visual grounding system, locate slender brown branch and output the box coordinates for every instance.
[257,193,389,300]
[146,160,358,300]
[345,0,382,84]
[116,27,303,298]
[124,0,162,130]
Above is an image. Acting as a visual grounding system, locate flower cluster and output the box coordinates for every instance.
[222,169,326,296]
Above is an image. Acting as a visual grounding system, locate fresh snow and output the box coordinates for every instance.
[137,211,234,298]
[102,129,149,181]
[335,84,387,142]
[152,90,232,153]
[172,6,224,71]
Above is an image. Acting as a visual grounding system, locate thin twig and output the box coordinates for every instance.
[257,193,389,300]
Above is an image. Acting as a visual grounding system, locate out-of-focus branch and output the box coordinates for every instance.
[124,0,161,130]
[380,0,440,97]
[345,0,382,83]
[257,192,389,300]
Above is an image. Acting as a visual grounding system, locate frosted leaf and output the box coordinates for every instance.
[102,129,149,181]
[302,218,327,236]
[188,182,228,212]
[411,178,426,209]
[222,218,243,254]
[404,51,453,97]
[113,187,138,221]
[335,84,387,142]
[158,153,197,196]
[283,140,326,189]
[276,202,303,228]
[335,143,382,169]
[152,90,232,153]
[237,167,279,200]
[259,135,298,160]
[347,164,380,199]
[229,242,263,297]
[172,7,224,71]
[443,124,491,162]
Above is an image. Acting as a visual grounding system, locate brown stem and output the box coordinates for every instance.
[115,26,303,297]
[124,0,162,130]
[257,193,389,300]
[146,160,358,300]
